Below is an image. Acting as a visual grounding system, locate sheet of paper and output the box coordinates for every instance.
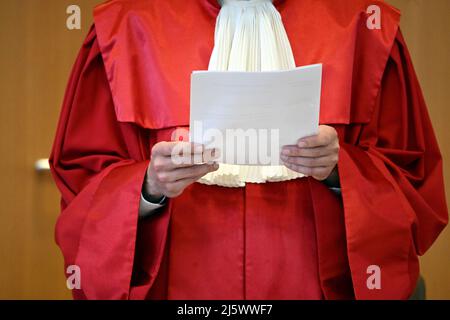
[190,64,322,165]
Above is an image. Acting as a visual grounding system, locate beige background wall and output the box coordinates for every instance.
[0,0,448,299]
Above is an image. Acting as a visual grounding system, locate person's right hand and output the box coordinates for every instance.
[143,141,219,199]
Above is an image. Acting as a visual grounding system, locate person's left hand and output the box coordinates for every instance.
[280,125,339,181]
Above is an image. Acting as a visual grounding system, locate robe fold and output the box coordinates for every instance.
[50,0,448,300]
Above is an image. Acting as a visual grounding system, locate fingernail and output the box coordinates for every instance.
[298,141,307,148]
[194,144,203,153]
[212,148,220,158]
[282,149,290,156]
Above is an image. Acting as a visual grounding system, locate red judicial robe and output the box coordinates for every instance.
[50,0,448,300]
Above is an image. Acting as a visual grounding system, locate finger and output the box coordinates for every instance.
[152,141,204,157]
[202,148,221,164]
[297,126,336,148]
[174,163,220,187]
[282,161,332,180]
[152,156,196,171]
[297,135,329,148]
[170,148,219,166]
[164,167,219,197]
[280,154,338,167]
[156,163,218,183]
[171,163,219,181]
[167,153,204,166]
[281,145,330,158]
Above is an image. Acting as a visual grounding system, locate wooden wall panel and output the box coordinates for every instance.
[0,0,99,299]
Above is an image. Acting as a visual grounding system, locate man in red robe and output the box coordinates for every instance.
[50,0,448,300]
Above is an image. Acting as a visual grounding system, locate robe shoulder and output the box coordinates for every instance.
[91,0,402,129]
[92,0,400,32]
[92,0,218,129]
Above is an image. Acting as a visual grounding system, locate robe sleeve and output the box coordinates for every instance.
[338,30,448,299]
[50,27,168,300]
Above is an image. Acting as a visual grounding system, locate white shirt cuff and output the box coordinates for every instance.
[139,193,166,218]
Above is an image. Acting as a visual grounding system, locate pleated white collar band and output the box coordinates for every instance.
[199,0,304,187]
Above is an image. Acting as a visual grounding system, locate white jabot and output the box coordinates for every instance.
[198,0,305,188]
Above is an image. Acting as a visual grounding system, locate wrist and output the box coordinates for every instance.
[142,183,165,203]
[142,189,166,204]
[322,166,340,188]
[142,176,165,203]
[139,190,167,220]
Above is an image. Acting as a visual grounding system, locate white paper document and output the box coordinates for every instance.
[190,64,322,166]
